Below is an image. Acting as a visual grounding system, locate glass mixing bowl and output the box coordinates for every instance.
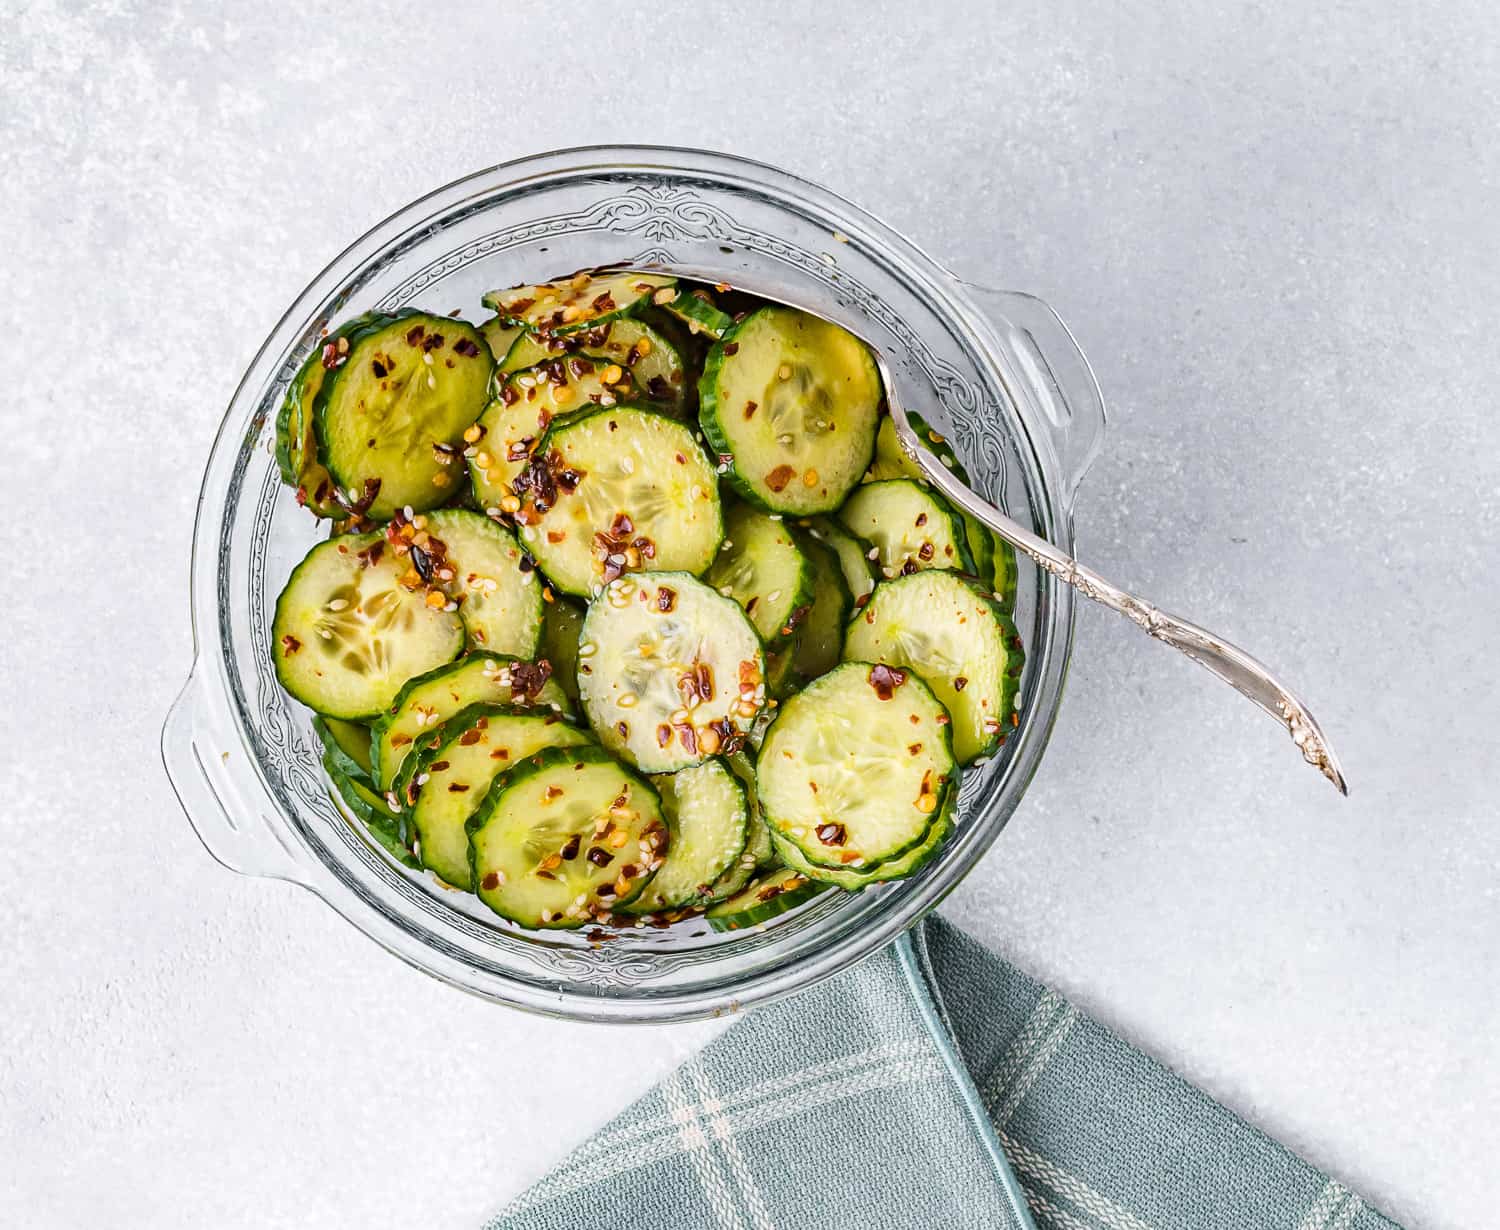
[161,146,1105,1022]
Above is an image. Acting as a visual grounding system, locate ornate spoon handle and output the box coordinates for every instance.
[883,389,1348,795]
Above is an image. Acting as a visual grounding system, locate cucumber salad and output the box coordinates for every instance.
[273,270,1023,933]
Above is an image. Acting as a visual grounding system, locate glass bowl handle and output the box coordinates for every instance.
[161,666,312,887]
[959,283,1108,509]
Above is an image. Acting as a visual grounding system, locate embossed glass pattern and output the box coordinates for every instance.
[162,147,1106,1021]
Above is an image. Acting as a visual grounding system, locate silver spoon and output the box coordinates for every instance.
[627,268,1348,794]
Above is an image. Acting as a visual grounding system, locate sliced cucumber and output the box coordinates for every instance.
[381,509,540,656]
[700,306,881,514]
[788,528,851,682]
[756,661,955,869]
[579,572,765,774]
[482,271,675,336]
[991,534,1019,612]
[313,716,374,786]
[706,866,822,931]
[660,287,734,340]
[704,504,813,648]
[406,704,593,889]
[519,406,722,598]
[371,652,571,793]
[469,358,638,513]
[843,570,1022,764]
[800,516,876,605]
[628,760,750,913]
[502,317,687,412]
[323,750,420,868]
[539,598,585,705]
[478,315,525,364]
[315,313,493,521]
[705,751,775,901]
[467,745,667,928]
[276,312,394,518]
[865,412,965,483]
[771,796,954,890]
[763,643,800,700]
[838,479,974,578]
[273,533,465,720]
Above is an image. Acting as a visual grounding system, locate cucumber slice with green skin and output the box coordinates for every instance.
[756,661,954,870]
[770,797,954,890]
[628,759,750,913]
[990,534,1019,612]
[700,306,881,515]
[323,751,420,868]
[864,412,966,483]
[799,516,876,605]
[660,287,734,340]
[864,416,1017,606]
[704,504,813,648]
[704,751,777,902]
[539,598,585,705]
[579,572,765,774]
[518,406,723,598]
[409,509,541,657]
[314,716,375,785]
[482,271,676,337]
[314,313,493,522]
[273,533,465,720]
[371,652,572,793]
[789,528,852,682]
[467,745,668,928]
[501,317,688,414]
[406,704,593,889]
[277,312,396,517]
[706,866,823,931]
[763,644,800,700]
[843,570,1023,765]
[837,479,975,579]
[478,315,524,364]
[469,357,638,514]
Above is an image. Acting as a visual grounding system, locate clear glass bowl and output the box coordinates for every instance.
[161,146,1106,1022]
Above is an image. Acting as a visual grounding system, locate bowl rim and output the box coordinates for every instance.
[176,144,1086,1021]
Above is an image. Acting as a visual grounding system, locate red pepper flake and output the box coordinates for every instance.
[656,586,677,612]
[816,822,846,846]
[764,464,796,492]
[587,847,613,867]
[908,742,923,755]
[280,634,301,656]
[743,400,758,420]
[559,834,581,860]
[656,724,673,748]
[914,512,928,527]
[917,542,935,562]
[509,659,553,700]
[617,721,630,739]
[371,358,388,378]
[453,337,480,358]
[447,782,470,793]
[953,676,969,692]
[869,663,907,700]
[725,342,740,355]
[458,728,483,746]
[405,324,426,346]
[480,871,500,891]
[674,724,699,756]
[544,785,564,801]
[421,332,446,352]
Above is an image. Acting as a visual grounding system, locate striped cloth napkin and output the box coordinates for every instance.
[487,917,1399,1230]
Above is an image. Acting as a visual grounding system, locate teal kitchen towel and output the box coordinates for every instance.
[488,917,1399,1230]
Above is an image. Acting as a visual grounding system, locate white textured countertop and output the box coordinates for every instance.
[3,3,1496,1226]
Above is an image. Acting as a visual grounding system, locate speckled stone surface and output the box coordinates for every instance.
[3,3,1496,1227]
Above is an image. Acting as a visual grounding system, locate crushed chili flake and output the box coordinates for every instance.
[765,464,796,492]
[453,337,480,358]
[953,676,969,692]
[917,542,935,561]
[281,634,302,656]
[447,782,470,793]
[869,663,907,700]
[587,846,613,867]
[509,659,553,700]
[480,871,500,891]
[656,586,677,612]
[743,400,758,420]
[816,822,846,846]
[559,834,581,860]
